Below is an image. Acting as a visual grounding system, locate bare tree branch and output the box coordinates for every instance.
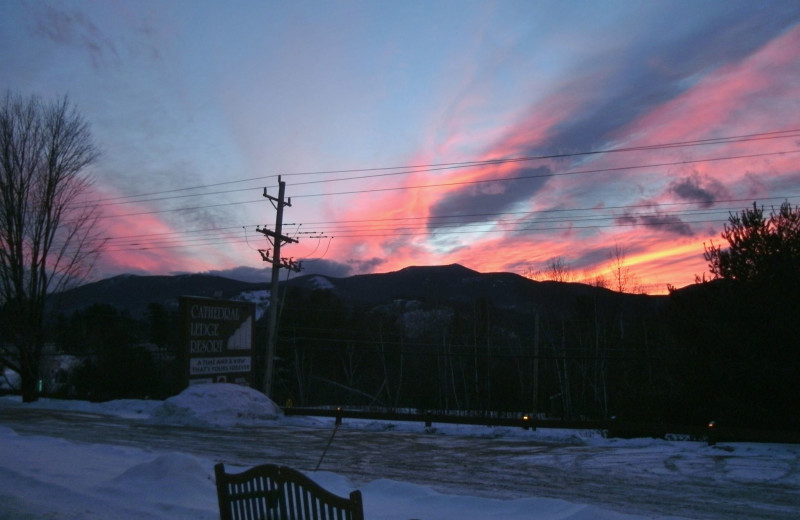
[0,91,103,401]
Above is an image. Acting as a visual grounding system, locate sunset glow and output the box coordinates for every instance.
[3,1,799,292]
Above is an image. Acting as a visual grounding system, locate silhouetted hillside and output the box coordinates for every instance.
[50,274,268,318]
[50,264,666,319]
[286,263,665,317]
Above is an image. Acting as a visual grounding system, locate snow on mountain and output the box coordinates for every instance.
[233,289,271,320]
[310,275,336,290]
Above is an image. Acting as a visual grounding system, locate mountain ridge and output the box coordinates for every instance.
[51,264,666,318]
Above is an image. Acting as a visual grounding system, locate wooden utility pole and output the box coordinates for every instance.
[532,311,540,414]
[257,176,301,398]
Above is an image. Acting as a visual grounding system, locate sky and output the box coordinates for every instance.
[3,384,799,519]
[2,1,800,293]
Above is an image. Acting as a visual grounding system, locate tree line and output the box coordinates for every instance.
[267,204,800,430]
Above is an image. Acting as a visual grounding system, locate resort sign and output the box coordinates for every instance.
[180,296,255,387]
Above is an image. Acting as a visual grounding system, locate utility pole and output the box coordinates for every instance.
[257,176,301,399]
[532,310,540,415]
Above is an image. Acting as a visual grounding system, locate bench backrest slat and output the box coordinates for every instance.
[215,463,364,520]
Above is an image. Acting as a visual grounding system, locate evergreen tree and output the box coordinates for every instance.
[668,201,800,428]
[704,201,800,285]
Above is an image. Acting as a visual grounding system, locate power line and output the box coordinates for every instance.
[83,127,800,256]
[101,195,800,244]
[78,128,800,207]
[286,197,788,227]
[104,236,251,252]
[107,224,246,241]
[78,147,800,221]
[291,149,800,198]
[101,195,800,252]
[288,131,800,187]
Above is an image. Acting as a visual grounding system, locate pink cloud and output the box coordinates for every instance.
[89,186,232,278]
[621,25,800,167]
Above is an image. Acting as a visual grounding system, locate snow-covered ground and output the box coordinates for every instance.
[1,384,798,520]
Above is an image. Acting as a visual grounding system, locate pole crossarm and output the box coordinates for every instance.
[263,179,292,210]
[255,227,299,245]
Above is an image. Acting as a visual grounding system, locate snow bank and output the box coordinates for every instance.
[3,388,799,519]
[1,367,20,391]
[99,453,217,511]
[151,383,282,427]
[0,382,600,443]
[0,424,694,520]
[0,393,164,418]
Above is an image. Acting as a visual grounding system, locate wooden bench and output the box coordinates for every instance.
[215,463,365,520]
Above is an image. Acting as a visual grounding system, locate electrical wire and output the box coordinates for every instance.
[73,147,800,222]
[291,149,800,198]
[75,128,800,207]
[76,127,800,256]
[99,194,800,252]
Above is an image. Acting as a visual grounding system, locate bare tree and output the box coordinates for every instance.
[546,256,572,282]
[582,269,609,289]
[0,92,103,402]
[522,257,572,282]
[608,243,642,293]
[522,265,542,281]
